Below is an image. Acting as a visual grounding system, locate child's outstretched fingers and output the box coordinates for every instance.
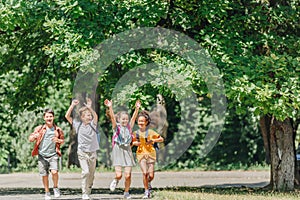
[136,100,141,108]
[104,99,112,107]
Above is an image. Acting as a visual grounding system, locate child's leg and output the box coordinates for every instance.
[147,162,155,182]
[110,166,122,192]
[139,159,149,190]
[115,166,123,180]
[78,151,90,195]
[51,170,59,188]
[49,155,59,188]
[38,155,50,192]
[42,175,50,192]
[124,166,132,192]
[86,152,97,194]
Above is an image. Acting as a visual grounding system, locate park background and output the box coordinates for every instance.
[0,0,299,193]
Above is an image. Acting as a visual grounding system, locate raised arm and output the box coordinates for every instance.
[130,100,141,129]
[65,99,79,124]
[85,97,98,125]
[104,99,117,129]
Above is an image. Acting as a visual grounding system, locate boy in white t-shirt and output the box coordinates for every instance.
[65,98,99,200]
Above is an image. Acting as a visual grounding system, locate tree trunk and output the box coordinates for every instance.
[269,117,294,191]
[67,129,80,168]
[259,115,273,188]
[260,115,271,164]
[292,118,300,185]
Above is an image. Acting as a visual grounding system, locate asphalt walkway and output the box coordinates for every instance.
[0,170,270,200]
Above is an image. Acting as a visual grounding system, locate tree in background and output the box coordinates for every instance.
[0,0,299,191]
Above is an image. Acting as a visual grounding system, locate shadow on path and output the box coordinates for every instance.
[0,182,269,196]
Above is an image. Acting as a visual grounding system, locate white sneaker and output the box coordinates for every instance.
[109,179,119,192]
[82,193,90,200]
[45,192,51,200]
[124,192,131,199]
[53,188,60,198]
[142,190,150,199]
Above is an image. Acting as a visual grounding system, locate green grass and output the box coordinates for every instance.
[150,187,300,200]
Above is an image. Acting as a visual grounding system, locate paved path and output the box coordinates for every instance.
[0,170,270,199]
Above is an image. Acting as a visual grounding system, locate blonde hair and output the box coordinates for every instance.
[79,106,91,117]
[105,109,130,123]
[116,111,129,122]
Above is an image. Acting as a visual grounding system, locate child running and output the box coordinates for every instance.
[29,108,64,200]
[65,97,99,200]
[104,99,140,199]
[132,110,164,199]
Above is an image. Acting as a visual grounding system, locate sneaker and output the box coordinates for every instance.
[82,193,90,200]
[53,188,60,198]
[124,192,131,199]
[148,182,152,192]
[45,192,51,200]
[109,179,119,192]
[142,191,150,199]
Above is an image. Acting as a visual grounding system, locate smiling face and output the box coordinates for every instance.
[137,116,148,131]
[43,112,54,128]
[81,110,93,124]
[119,113,129,127]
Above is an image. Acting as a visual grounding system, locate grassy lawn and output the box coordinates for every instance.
[151,187,300,200]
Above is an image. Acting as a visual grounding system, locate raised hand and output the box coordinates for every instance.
[72,99,80,106]
[85,97,92,108]
[135,100,141,108]
[104,99,112,107]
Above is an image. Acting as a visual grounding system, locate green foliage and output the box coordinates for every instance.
[0,0,299,171]
[0,70,71,171]
[228,54,299,121]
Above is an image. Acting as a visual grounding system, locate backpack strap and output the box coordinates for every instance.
[77,121,98,134]
[145,129,149,142]
[136,129,149,142]
[136,129,140,142]
[77,121,100,145]
[112,125,121,147]
[88,123,98,134]
[136,129,158,150]
[146,128,159,150]
[76,121,82,134]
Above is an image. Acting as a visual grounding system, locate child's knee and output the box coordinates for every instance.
[51,170,58,175]
[124,173,131,180]
[116,172,122,180]
[149,173,154,180]
[142,172,148,177]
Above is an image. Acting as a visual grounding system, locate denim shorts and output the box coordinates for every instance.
[38,154,59,176]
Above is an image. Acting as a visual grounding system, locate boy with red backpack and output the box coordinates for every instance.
[29,108,64,200]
